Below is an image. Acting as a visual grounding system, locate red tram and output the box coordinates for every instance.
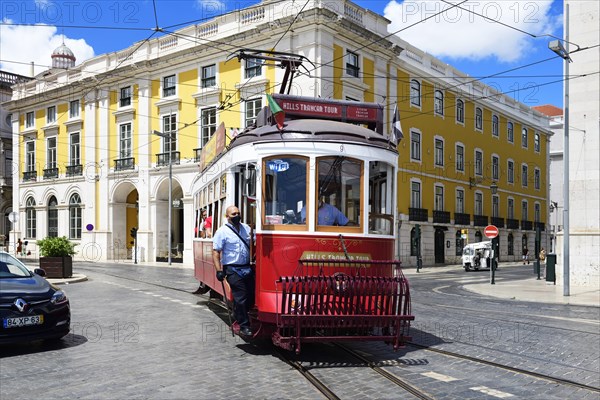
[192,93,413,352]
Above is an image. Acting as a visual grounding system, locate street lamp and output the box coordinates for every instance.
[490,181,498,195]
[548,4,572,296]
[153,129,173,266]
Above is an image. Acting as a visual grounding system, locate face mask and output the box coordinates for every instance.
[230,215,241,225]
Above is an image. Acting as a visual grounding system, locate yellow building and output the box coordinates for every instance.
[6,0,549,265]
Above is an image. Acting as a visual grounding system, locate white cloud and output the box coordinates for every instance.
[384,0,560,63]
[0,20,95,76]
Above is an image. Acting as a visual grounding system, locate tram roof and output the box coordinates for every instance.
[229,119,397,152]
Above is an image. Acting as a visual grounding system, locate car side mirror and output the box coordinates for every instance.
[34,268,46,277]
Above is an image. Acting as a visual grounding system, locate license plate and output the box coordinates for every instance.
[3,315,44,329]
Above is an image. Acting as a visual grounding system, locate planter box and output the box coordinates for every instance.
[40,256,73,278]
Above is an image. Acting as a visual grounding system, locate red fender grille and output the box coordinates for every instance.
[272,260,414,352]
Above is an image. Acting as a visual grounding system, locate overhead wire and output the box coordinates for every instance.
[6,0,594,141]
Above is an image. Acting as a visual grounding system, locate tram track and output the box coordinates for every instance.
[80,267,599,396]
[409,342,600,394]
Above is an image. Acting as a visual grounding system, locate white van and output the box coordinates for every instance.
[462,241,492,271]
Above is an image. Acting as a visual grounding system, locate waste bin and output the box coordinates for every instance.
[546,254,556,284]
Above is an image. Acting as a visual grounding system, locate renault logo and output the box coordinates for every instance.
[14,298,29,313]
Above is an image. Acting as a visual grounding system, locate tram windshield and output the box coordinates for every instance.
[261,155,395,234]
[316,157,361,226]
[263,156,307,226]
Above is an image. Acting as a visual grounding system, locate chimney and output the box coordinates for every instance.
[30,61,35,77]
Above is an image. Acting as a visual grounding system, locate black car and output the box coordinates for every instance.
[0,252,70,344]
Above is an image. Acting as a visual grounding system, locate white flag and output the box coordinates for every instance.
[392,103,404,143]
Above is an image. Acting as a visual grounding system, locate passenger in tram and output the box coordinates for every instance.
[300,198,349,226]
[200,209,213,238]
[212,205,255,337]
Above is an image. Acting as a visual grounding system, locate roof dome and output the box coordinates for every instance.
[51,43,76,69]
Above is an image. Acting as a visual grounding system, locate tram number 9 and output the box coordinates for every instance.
[340,144,344,153]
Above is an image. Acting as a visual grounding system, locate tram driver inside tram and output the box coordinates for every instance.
[300,196,349,226]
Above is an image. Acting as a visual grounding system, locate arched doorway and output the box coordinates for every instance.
[434,227,445,263]
[155,178,184,263]
[111,181,139,261]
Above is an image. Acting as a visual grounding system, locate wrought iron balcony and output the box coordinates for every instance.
[194,148,202,162]
[506,218,519,229]
[433,210,451,224]
[491,217,505,228]
[66,164,83,177]
[114,157,135,171]
[454,212,471,225]
[521,220,533,231]
[23,170,37,182]
[409,207,428,222]
[156,151,180,166]
[43,167,59,180]
[534,221,545,231]
[474,215,488,226]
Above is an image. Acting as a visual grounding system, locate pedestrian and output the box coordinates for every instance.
[16,238,22,256]
[539,247,546,263]
[212,205,255,337]
[522,246,529,265]
[22,240,28,256]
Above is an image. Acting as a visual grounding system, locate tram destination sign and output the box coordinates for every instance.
[272,94,383,132]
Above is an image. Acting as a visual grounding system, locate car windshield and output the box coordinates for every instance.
[0,255,32,279]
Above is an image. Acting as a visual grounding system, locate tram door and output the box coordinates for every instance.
[434,228,445,264]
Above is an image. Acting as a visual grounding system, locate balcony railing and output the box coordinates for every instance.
[409,207,428,222]
[23,170,37,182]
[506,218,519,229]
[454,212,471,225]
[114,157,135,171]
[534,221,546,231]
[43,167,59,180]
[66,164,83,177]
[433,210,451,224]
[156,151,181,166]
[194,148,202,162]
[491,217,505,228]
[474,215,488,226]
[521,220,533,231]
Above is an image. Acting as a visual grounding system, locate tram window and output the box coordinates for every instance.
[263,156,307,228]
[316,157,362,227]
[368,161,395,235]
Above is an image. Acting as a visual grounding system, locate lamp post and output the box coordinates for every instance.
[153,129,173,266]
[548,4,572,296]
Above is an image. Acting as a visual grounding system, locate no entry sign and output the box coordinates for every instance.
[484,225,499,239]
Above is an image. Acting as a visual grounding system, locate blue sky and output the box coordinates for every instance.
[0,0,565,107]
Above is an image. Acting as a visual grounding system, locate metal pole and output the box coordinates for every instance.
[168,153,172,266]
[563,3,570,296]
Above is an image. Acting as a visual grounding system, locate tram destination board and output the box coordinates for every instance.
[272,94,383,132]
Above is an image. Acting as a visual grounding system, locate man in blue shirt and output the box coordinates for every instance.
[301,199,349,226]
[212,205,254,337]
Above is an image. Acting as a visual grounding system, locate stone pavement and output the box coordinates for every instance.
[403,262,600,307]
[19,257,599,307]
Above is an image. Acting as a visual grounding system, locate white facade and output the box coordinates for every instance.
[555,1,600,288]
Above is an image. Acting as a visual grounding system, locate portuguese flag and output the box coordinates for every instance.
[266,94,285,130]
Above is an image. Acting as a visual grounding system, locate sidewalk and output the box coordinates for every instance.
[404,262,600,307]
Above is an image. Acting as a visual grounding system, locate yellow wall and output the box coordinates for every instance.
[394,67,547,223]
[333,45,343,99]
